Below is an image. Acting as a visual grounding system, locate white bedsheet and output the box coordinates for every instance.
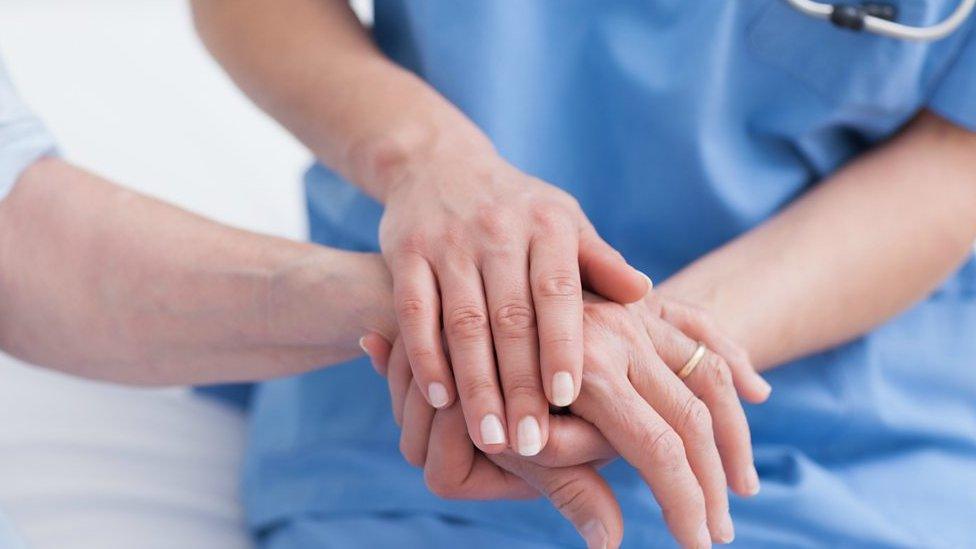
[0,354,252,549]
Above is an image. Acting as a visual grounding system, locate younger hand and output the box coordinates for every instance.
[380,155,649,456]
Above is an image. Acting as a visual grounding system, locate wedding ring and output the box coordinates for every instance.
[678,342,707,379]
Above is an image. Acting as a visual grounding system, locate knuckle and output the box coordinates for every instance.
[397,231,428,254]
[397,297,428,323]
[492,302,536,338]
[502,370,543,399]
[445,305,490,341]
[476,208,511,239]
[534,270,581,300]
[407,346,438,367]
[642,429,687,472]
[703,355,734,391]
[544,475,589,515]
[530,202,569,231]
[458,373,498,399]
[677,397,713,440]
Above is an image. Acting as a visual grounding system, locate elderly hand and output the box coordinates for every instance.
[363,291,769,548]
[380,154,649,457]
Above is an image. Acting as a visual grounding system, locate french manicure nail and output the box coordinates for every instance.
[517,416,542,456]
[552,371,575,407]
[580,519,608,549]
[428,382,449,408]
[480,414,506,445]
[697,521,712,548]
[746,465,761,496]
[716,512,735,544]
[641,272,654,291]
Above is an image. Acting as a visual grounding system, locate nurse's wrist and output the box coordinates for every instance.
[346,115,498,202]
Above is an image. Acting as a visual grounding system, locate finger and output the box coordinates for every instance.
[391,252,454,409]
[388,337,412,427]
[574,377,710,549]
[659,298,771,403]
[644,314,760,498]
[626,330,734,544]
[578,226,649,304]
[493,454,624,549]
[400,381,436,468]
[529,228,583,409]
[424,403,536,500]
[436,258,508,453]
[528,414,617,468]
[360,333,393,377]
[482,253,549,456]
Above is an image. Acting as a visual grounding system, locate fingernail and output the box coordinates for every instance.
[641,272,654,292]
[551,371,575,407]
[757,376,772,398]
[517,416,542,456]
[357,336,368,354]
[428,382,449,408]
[716,512,735,544]
[480,414,506,445]
[745,465,761,496]
[580,519,608,549]
[697,522,712,548]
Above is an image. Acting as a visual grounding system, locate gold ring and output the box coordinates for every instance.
[678,343,707,379]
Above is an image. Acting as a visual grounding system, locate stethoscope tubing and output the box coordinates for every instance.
[784,0,976,41]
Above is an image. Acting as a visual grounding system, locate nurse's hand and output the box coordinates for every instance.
[379,154,649,457]
[364,293,764,548]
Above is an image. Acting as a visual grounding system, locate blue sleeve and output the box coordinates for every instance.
[928,21,976,132]
[0,56,57,201]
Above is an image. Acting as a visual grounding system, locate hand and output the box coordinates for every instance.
[379,154,649,456]
[362,334,624,549]
[363,292,767,548]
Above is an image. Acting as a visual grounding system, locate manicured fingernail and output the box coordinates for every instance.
[580,519,608,549]
[641,272,654,291]
[716,512,735,544]
[517,416,542,456]
[551,371,575,407]
[745,465,761,496]
[697,522,712,548]
[480,414,506,445]
[428,382,449,408]
[357,336,368,354]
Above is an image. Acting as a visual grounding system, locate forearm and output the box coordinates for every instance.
[661,111,976,370]
[191,0,495,201]
[0,158,395,384]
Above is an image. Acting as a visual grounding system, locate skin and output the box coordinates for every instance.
[0,157,396,384]
[368,291,764,548]
[191,0,652,457]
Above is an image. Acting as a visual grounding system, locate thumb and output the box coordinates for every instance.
[359,332,393,377]
[579,229,649,304]
[494,455,624,549]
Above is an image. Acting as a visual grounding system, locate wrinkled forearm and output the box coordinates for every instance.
[661,111,976,371]
[0,158,395,385]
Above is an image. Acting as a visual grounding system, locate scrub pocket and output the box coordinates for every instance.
[747,0,933,113]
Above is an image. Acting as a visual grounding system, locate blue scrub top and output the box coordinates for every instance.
[244,2,976,547]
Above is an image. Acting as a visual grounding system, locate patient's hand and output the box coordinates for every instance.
[363,292,767,548]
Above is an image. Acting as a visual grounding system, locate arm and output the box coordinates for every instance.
[192,0,648,456]
[661,111,976,371]
[0,157,395,385]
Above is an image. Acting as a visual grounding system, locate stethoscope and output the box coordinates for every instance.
[785,0,975,40]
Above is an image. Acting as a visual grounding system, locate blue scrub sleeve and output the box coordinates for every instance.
[0,56,57,202]
[928,21,976,132]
